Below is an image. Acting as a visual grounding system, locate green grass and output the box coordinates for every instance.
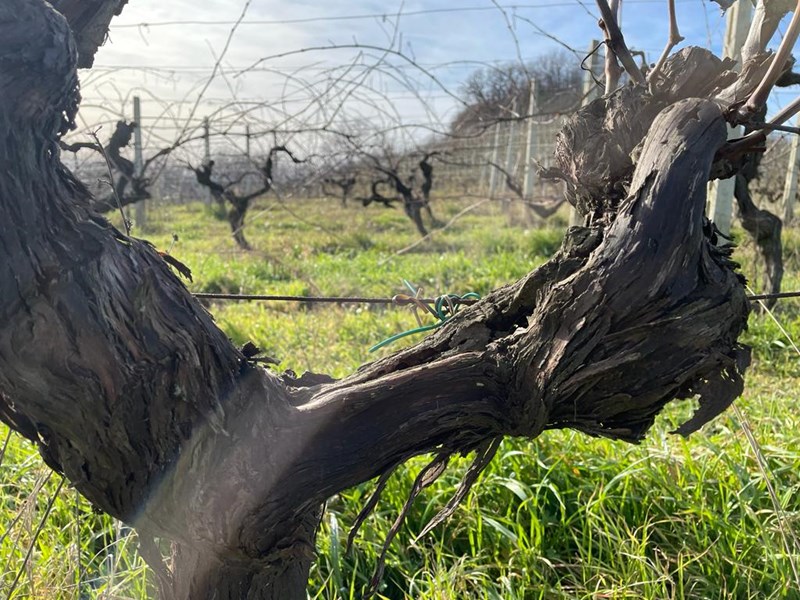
[1,197,799,599]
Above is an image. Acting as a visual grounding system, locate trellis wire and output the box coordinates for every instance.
[194,290,800,304]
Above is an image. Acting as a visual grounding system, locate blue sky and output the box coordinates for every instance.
[74,0,798,155]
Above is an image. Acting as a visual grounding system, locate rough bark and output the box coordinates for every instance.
[0,2,754,599]
[49,0,129,67]
[552,47,744,223]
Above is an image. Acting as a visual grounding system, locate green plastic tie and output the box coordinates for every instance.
[369,287,481,352]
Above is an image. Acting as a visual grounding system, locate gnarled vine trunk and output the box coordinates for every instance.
[0,2,757,599]
[733,148,784,308]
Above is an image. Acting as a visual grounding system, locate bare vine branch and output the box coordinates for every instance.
[649,0,685,83]
[595,0,646,89]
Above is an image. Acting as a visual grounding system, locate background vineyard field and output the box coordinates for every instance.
[1,197,798,599]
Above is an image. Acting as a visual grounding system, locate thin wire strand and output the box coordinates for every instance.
[192,290,800,304]
[747,290,800,301]
[110,1,695,29]
[748,287,800,357]
[192,292,480,305]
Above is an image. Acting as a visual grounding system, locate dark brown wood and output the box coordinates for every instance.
[0,2,753,599]
[418,151,442,226]
[190,160,251,249]
[62,122,187,215]
[65,120,152,212]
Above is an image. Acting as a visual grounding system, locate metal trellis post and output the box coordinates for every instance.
[707,0,753,236]
[782,114,800,223]
[522,79,538,201]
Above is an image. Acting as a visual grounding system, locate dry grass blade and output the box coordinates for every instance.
[5,477,65,599]
[733,404,800,590]
[0,427,11,470]
[89,129,131,236]
[0,471,52,551]
[734,289,800,590]
[416,437,502,539]
[365,452,450,598]
[346,460,402,554]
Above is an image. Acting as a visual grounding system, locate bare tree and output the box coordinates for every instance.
[357,178,399,208]
[321,174,357,206]
[6,0,800,598]
[359,147,442,236]
[378,165,431,235]
[452,51,583,133]
[191,146,304,250]
[418,151,441,227]
[732,123,784,308]
[62,120,150,212]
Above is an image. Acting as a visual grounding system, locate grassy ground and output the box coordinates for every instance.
[1,197,799,599]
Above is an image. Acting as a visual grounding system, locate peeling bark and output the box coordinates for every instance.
[0,2,754,599]
[552,47,747,223]
[50,0,129,68]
